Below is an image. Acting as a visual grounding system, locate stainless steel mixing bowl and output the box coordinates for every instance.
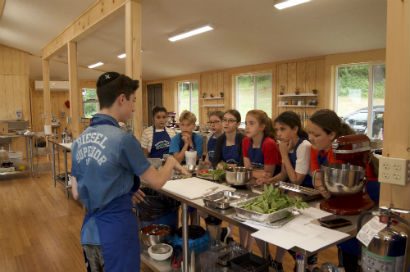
[321,163,366,195]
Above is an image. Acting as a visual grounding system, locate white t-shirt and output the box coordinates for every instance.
[293,139,311,175]
[140,126,176,153]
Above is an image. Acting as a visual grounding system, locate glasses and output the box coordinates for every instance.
[222,119,237,124]
[207,120,221,125]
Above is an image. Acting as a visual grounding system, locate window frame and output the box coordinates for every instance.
[82,88,99,118]
[334,62,385,139]
[177,80,199,122]
[234,72,273,125]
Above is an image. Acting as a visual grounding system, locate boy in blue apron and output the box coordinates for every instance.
[169,110,203,163]
[212,109,244,168]
[70,72,188,272]
[205,111,224,164]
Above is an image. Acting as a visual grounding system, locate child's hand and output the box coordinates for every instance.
[132,189,146,205]
[279,141,292,156]
[181,133,192,146]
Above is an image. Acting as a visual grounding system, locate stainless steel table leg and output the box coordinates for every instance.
[263,241,269,259]
[182,203,189,272]
[64,148,69,198]
[51,142,56,186]
[28,137,34,175]
[295,251,307,272]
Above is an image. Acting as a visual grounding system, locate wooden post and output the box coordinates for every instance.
[68,41,81,138]
[380,0,410,266]
[42,59,51,129]
[125,0,143,139]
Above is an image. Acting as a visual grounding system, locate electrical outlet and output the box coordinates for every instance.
[378,156,410,186]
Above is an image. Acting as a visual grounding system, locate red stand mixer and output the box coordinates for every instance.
[319,134,375,215]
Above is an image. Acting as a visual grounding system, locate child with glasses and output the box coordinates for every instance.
[211,109,245,168]
[205,111,224,164]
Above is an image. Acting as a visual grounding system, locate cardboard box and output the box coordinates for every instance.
[0,122,8,135]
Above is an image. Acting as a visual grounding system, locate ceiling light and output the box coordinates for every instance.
[117,53,126,59]
[168,25,214,42]
[274,0,311,10]
[88,62,104,69]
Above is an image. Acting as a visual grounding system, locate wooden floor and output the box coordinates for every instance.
[0,168,338,272]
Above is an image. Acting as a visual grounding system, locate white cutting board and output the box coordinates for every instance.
[162,177,235,199]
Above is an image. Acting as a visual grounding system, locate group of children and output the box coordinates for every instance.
[71,72,378,272]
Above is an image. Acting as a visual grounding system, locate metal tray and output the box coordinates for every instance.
[231,196,293,223]
[251,182,322,202]
[203,191,248,209]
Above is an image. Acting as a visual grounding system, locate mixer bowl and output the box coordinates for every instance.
[321,163,365,195]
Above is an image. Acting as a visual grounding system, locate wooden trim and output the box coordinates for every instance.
[42,60,51,126]
[0,0,5,19]
[125,0,143,139]
[42,0,126,60]
[68,41,81,138]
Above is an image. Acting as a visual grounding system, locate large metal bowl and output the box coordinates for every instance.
[140,224,171,247]
[225,167,252,186]
[321,163,365,195]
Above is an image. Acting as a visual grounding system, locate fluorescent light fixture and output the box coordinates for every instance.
[88,62,104,69]
[117,53,126,59]
[274,0,311,10]
[168,25,213,42]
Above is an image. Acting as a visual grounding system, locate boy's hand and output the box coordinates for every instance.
[181,132,193,146]
[132,189,146,205]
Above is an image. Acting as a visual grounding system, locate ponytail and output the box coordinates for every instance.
[246,110,275,139]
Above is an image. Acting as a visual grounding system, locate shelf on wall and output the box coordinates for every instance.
[278,93,318,97]
[201,104,225,108]
[278,105,318,108]
[201,97,224,100]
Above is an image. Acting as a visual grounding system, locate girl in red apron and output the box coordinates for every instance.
[241,110,281,249]
[308,109,380,272]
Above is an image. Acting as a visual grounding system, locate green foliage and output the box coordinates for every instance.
[241,184,308,214]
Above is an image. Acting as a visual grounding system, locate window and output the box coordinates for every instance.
[235,73,272,125]
[177,81,199,122]
[335,64,385,139]
[82,88,99,118]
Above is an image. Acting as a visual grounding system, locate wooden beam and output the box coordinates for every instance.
[42,59,51,128]
[125,0,142,139]
[0,0,6,18]
[380,0,410,265]
[68,41,81,138]
[42,0,126,60]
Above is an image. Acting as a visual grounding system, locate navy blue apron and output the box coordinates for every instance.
[248,138,265,169]
[149,127,171,158]
[289,138,313,188]
[207,134,218,163]
[222,136,241,165]
[84,116,140,272]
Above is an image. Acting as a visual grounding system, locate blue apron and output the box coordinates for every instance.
[84,117,140,272]
[222,136,241,165]
[248,139,265,169]
[149,127,171,158]
[289,138,312,188]
[207,135,218,163]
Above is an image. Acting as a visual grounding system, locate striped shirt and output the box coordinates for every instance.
[141,126,176,153]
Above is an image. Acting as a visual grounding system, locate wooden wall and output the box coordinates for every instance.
[0,44,30,121]
[143,49,385,127]
[30,80,96,134]
[143,57,325,126]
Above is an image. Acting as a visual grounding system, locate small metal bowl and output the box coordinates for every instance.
[140,224,171,247]
[226,167,252,186]
[148,243,173,261]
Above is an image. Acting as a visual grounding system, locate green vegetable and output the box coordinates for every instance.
[241,184,308,214]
